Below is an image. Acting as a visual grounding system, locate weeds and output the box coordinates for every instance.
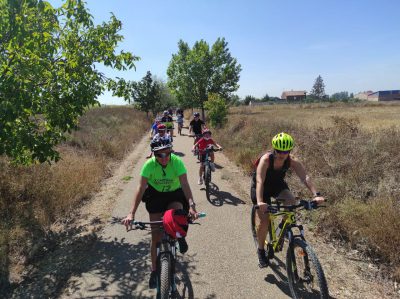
[0,106,150,290]
[214,102,400,280]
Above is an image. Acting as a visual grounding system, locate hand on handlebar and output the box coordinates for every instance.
[122,213,134,231]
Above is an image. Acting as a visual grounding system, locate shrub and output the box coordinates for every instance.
[204,93,228,128]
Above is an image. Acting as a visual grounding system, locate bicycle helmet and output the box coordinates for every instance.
[163,110,169,115]
[163,209,188,239]
[157,124,166,131]
[193,112,200,117]
[150,138,172,152]
[271,132,294,151]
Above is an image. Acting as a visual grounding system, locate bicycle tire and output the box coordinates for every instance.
[286,238,329,299]
[204,164,211,200]
[158,252,171,299]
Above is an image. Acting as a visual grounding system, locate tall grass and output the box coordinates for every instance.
[214,102,400,280]
[0,106,150,290]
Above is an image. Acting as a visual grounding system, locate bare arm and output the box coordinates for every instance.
[179,173,198,217]
[256,154,269,211]
[122,176,148,226]
[291,158,324,202]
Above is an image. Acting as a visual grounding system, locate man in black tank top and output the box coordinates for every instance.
[254,132,325,268]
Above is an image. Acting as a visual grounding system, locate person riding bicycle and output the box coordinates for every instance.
[189,112,205,145]
[149,118,160,139]
[122,138,198,288]
[176,109,184,134]
[192,129,222,185]
[253,132,325,267]
[161,110,174,137]
[146,124,172,158]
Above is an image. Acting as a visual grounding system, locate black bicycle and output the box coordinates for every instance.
[131,213,205,299]
[251,200,329,299]
[202,145,221,201]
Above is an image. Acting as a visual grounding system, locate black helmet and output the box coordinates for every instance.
[151,138,172,152]
[193,112,200,117]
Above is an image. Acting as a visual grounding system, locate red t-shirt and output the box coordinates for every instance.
[197,137,216,152]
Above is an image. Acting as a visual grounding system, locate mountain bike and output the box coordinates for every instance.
[202,145,221,201]
[132,213,206,299]
[251,200,329,299]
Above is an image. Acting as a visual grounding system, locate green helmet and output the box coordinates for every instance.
[272,132,294,151]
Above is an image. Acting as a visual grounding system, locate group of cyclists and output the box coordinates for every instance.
[122,110,325,290]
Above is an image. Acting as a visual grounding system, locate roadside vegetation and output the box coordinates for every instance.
[213,101,400,281]
[0,106,150,291]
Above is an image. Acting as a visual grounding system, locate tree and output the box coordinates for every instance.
[167,38,241,118]
[0,0,139,164]
[310,75,326,99]
[132,71,162,117]
[331,91,349,101]
[204,93,228,128]
[261,93,270,102]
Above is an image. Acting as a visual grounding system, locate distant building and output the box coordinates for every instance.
[367,90,400,101]
[354,91,373,100]
[281,91,307,101]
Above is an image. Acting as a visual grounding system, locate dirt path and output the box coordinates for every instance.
[10,126,398,298]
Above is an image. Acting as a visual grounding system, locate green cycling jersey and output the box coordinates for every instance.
[140,153,186,192]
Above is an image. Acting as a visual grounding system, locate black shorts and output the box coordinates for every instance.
[200,153,207,163]
[251,181,289,205]
[142,185,189,214]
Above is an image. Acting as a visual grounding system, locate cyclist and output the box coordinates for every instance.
[146,124,172,158]
[189,112,205,145]
[161,110,174,137]
[253,132,325,267]
[122,139,198,288]
[149,117,160,139]
[192,129,222,185]
[176,109,184,135]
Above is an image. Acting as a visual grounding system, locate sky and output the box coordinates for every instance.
[50,0,400,105]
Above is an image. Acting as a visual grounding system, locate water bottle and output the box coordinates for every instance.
[198,212,207,218]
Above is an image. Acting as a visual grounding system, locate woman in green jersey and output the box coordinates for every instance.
[122,138,198,288]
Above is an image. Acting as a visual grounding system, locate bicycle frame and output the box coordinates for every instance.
[267,209,304,253]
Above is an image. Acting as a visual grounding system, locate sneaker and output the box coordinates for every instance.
[177,237,188,254]
[210,162,216,172]
[149,271,157,289]
[257,248,269,268]
[198,177,203,185]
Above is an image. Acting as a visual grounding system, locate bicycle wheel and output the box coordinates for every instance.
[286,238,329,299]
[204,164,211,200]
[158,252,171,299]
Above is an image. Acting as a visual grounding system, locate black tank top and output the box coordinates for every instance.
[264,153,290,189]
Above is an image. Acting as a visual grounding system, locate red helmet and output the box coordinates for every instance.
[163,209,188,239]
[202,128,212,135]
[157,124,166,130]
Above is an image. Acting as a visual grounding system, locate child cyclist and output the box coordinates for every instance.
[192,129,223,185]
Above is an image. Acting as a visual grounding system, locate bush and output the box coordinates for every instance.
[204,93,228,128]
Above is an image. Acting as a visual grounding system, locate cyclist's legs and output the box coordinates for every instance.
[256,208,270,249]
[276,189,296,205]
[276,189,296,222]
[149,212,162,272]
[210,151,215,163]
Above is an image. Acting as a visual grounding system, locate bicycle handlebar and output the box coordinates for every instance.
[130,212,206,230]
[254,199,322,213]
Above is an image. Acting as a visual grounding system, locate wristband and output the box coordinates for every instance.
[314,192,321,197]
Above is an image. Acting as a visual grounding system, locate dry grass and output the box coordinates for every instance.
[214,102,400,280]
[0,106,150,289]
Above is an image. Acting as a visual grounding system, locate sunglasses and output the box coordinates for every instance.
[155,152,170,158]
[275,150,290,154]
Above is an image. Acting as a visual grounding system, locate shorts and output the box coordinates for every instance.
[251,181,289,205]
[142,185,189,214]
